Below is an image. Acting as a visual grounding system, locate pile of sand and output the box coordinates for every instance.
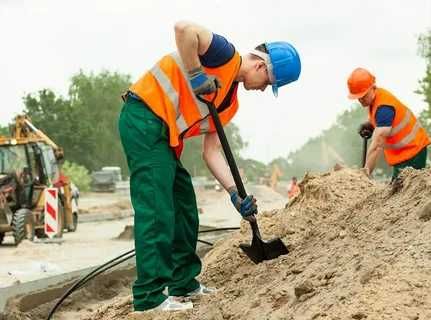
[78,168,431,319]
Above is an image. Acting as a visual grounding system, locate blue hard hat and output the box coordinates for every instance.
[266,41,301,97]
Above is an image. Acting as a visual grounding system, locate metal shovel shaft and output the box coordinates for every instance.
[362,137,368,167]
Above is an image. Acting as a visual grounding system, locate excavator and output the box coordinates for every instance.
[261,164,283,190]
[0,115,79,245]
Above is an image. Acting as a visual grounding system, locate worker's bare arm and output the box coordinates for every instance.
[364,127,391,175]
[202,132,235,191]
[174,21,213,71]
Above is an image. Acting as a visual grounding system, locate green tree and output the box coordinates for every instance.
[0,125,8,136]
[67,71,131,172]
[23,89,85,163]
[418,31,431,136]
[62,161,91,192]
[23,71,131,174]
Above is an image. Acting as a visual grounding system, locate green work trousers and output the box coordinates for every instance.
[392,147,428,179]
[118,97,201,311]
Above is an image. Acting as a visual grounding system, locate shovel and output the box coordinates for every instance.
[199,96,289,264]
[362,137,368,167]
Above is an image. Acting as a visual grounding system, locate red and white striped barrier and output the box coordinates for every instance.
[44,188,59,239]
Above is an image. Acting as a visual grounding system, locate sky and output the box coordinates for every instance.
[1,0,430,163]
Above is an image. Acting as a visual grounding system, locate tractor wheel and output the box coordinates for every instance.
[67,212,78,232]
[12,209,31,246]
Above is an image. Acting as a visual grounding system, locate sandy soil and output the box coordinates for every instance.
[80,167,431,320]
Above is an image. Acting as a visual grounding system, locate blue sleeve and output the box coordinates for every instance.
[199,33,235,68]
[375,105,395,127]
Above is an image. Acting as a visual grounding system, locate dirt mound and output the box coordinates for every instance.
[115,225,134,240]
[83,167,431,319]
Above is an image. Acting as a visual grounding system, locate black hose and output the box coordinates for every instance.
[47,226,240,320]
[198,227,239,233]
[47,250,135,319]
[197,239,213,246]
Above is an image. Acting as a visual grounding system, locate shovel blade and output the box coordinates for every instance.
[240,236,289,264]
[239,242,265,264]
[263,238,289,260]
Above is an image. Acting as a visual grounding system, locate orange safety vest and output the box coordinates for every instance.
[129,51,241,157]
[287,183,300,199]
[368,88,430,166]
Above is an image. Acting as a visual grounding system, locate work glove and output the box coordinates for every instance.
[358,121,374,139]
[188,66,221,95]
[228,187,258,221]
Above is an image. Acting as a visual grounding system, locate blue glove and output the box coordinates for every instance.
[229,187,257,220]
[188,66,221,95]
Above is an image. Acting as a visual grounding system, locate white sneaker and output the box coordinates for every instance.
[157,296,193,311]
[132,296,193,314]
[185,284,216,297]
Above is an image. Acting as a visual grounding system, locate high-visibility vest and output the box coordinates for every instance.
[287,183,300,199]
[368,87,430,165]
[129,51,241,157]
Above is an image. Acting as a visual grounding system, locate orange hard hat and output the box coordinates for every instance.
[347,68,376,99]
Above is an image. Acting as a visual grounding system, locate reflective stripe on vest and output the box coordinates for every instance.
[389,109,411,137]
[385,121,422,149]
[149,52,211,135]
[170,52,211,121]
[149,65,180,115]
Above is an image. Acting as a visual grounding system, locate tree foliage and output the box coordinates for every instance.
[418,30,431,134]
[23,71,131,174]
[0,125,8,136]
[62,161,91,192]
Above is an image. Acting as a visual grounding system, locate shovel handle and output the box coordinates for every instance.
[199,96,261,236]
[362,137,368,168]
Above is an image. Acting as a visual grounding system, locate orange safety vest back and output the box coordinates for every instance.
[287,183,300,199]
[368,88,430,165]
[129,51,242,157]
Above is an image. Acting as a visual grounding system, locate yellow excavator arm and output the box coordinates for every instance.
[8,115,64,161]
